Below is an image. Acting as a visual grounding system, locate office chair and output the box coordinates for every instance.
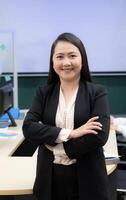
[116,132,126,200]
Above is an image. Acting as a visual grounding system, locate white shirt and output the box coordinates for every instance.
[45,86,78,165]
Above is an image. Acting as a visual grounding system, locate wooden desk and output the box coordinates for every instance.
[0,114,118,195]
[0,157,36,195]
[0,120,24,157]
[104,129,118,174]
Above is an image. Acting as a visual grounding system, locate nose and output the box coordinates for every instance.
[63,57,71,66]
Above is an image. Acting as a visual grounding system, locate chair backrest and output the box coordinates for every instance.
[116,132,126,199]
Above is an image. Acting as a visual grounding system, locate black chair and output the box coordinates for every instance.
[116,132,126,200]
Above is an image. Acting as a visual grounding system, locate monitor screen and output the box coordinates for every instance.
[0,83,13,115]
[0,83,17,126]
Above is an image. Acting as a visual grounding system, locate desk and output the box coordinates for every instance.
[0,120,24,156]
[0,157,36,195]
[0,113,118,196]
[104,129,119,174]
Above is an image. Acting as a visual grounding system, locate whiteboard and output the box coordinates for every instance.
[0,0,126,73]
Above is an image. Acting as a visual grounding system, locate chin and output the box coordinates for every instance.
[61,76,76,82]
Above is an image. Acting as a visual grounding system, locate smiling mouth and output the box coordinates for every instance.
[62,67,73,71]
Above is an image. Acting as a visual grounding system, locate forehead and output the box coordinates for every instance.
[53,41,80,54]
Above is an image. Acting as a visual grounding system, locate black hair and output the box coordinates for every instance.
[48,32,92,84]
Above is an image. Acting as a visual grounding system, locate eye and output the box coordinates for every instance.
[56,55,63,60]
[70,54,77,58]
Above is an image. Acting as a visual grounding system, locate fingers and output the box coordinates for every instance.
[86,121,102,129]
[88,123,102,129]
[88,116,99,122]
[85,130,98,135]
[90,121,102,126]
[87,116,102,128]
[83,124,102,135]
[80,118,103,136]
[71,116,103,139]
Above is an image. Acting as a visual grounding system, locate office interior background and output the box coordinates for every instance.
[0,1,126,200]
[0,0,126,114]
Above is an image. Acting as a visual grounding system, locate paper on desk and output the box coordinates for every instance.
[104,152,120,165]
[0,121,10,128]
[0,131,18,139]
[0,127,8,132]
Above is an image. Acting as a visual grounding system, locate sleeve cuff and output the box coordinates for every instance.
[55,128,72,143]
[53,143,66,156]
[45,144,53,152]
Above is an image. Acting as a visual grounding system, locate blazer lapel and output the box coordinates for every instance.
[43,83,60,126]
[43,81,92,129]
[74,81,91,129]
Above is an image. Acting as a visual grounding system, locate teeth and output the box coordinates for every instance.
[62,68,72,70]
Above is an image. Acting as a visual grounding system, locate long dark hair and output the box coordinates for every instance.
[48,32,92,84]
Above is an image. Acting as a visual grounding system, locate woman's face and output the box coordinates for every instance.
[52,41,82,82]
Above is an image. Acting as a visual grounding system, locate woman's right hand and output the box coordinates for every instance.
[68,116,102,139]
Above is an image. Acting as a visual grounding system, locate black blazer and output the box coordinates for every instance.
[23,80,110,200]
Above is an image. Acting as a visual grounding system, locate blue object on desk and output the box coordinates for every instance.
[0,107,20,120]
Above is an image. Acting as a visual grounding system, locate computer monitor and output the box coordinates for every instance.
[0,83,17,127]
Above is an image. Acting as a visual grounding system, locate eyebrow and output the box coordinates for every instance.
[55,51,78,56]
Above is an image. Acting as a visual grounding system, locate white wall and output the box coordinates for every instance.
[0,0,126,73]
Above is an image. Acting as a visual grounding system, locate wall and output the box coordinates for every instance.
[17,74,126,115]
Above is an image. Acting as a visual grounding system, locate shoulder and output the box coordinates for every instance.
[37,84,51,94]
[35,82,60,97]
[85,81,108,98]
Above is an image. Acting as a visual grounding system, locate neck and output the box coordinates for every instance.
[60,77,80,93]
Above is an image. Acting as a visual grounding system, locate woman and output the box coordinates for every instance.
[23,32,110,200]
